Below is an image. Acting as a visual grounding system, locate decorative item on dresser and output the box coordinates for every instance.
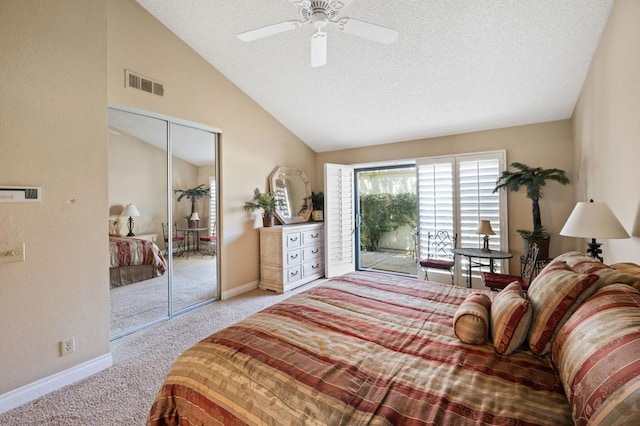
[259,223,324,293]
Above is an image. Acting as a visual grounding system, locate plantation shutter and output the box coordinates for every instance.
[416,151,507,283]
[458,154,502,252]
[416,158,455,278]
[324,163,355,277]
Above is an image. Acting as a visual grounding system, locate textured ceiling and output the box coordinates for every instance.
[134,0,613,153]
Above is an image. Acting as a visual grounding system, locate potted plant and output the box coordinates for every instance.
[300,191,324,221]
[174,184,210,227]
[493,162,570,259]
[244,188,281,227]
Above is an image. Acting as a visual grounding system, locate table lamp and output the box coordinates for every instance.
[560,199,629,261]
[190,212,200,227]
[477,220,495,252]
[121,203,141,237]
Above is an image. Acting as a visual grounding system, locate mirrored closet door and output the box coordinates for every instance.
[108,106,220,339]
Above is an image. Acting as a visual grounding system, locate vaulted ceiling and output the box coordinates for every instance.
[134,0,613,152]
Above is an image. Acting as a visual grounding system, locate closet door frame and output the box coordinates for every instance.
[108,103,221,340]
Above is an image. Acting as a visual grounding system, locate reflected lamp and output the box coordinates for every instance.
[121,203,141,237]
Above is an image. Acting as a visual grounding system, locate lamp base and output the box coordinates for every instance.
[481,235,491,252]
[127,216,135,237]
[586,238,603,262]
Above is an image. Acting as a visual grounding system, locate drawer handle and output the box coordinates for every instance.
[312,263,319,269]
[290,236,298,242]
[311,248,319,254]
[290,253,298,259]
[290,270,299,277]
[310,233,319,238]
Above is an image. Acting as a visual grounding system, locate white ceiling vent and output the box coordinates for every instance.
[125,69,164,96]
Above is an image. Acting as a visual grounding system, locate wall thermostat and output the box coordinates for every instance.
[0,186,42,202]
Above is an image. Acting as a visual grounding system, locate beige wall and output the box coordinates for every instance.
[316,120,577,272]
[0,1,109,393]
[572,0,640,263]
[106,0,317,293]
[0,0,317,401]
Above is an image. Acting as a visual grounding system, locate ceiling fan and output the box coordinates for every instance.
[237,0,398,68]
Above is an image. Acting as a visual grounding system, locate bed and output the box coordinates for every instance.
[147,253,640,426]
[109,237,167,288]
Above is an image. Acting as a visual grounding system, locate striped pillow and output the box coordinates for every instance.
[552,284,640,426]
[557,252,640,290]
[527,261,599,355]
[610,262,640,289]
[453,292,491,345]
[491,282,531,355]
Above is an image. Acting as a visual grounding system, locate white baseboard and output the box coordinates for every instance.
[221,280,258,300]
[0,353,113,415]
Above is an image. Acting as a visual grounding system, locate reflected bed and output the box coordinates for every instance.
[109,237,167,288]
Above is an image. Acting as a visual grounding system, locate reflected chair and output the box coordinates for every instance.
[482,243,540,292]
[199,234,217,258]
[162,222,185,257]
[420,230,457,284]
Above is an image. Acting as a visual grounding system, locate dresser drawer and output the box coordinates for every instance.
[302,245,322,261]
[302,229,322,245]
[286,249,302,266]
[285,232,302,248]
[286,266,302,283]
[303,260,323,278]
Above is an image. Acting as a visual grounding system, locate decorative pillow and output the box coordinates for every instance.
[552,284,640,426]
[610,262,640,289]
[527,261,599,355]
[453,292,491,345]
[490,282,531,355]
[556,252,640,290]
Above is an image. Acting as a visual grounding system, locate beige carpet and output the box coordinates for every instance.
[110,256,218,335]
[1,279,325,425]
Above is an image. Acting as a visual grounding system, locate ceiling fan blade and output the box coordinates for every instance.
[237,21,300,42]
[337,18,398,44]
[311,32,327,68]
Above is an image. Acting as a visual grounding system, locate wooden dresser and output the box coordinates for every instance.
[259,223,324,293]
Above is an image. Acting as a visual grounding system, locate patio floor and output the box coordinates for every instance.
[360,250,419,276]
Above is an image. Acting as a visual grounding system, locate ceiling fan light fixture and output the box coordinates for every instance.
[238,0,397,67]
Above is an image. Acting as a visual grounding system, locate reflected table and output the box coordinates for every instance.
[452,248,513,288]
[177,227,208,258]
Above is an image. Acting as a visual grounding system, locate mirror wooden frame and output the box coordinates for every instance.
[269,166,312,225]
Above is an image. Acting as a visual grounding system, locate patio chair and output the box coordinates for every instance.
[482,243,540,292]
[419,230,457,284]
[162,222,185,257]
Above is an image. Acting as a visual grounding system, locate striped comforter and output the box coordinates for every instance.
[147,272,572,425]
[108,237,167,276]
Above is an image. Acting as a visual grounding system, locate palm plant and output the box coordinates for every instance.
[244,188,281,226]
[174,184,210,216]
[493,162,570,238]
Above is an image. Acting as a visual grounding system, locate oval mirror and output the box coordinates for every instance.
[269,166,312,224]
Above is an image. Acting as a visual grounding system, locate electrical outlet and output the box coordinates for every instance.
[60,337,75,356]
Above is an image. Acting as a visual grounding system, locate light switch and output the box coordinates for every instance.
[0,243,26,264]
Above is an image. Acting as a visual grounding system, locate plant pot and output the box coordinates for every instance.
[522,234,550,260]
[262,215,274,227]
[312,210,324,221]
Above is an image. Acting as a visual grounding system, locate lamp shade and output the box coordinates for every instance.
[121,203,141,218]
[477,220,495,235]
[560,201,629,239]
[190,212,200,221]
